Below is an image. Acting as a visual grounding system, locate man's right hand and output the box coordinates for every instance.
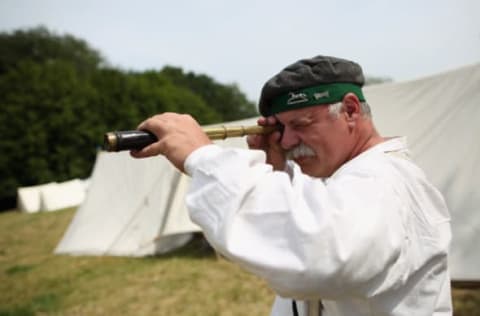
[246,116,286,171]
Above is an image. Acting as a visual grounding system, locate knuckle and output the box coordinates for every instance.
[182,113,194,122]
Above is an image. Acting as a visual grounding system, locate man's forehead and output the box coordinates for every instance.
[275,105,326,123]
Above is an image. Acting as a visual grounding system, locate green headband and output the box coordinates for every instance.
[269,83,365,115]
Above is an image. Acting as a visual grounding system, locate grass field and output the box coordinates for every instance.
[0,208,479,315]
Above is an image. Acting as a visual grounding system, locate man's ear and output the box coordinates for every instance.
[342,93,361,121]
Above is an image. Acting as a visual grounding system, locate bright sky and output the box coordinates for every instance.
[1,0,479,102]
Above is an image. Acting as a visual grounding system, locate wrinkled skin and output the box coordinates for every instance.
[248,93,384,177]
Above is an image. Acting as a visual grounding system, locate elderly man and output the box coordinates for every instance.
[131,56,452,316]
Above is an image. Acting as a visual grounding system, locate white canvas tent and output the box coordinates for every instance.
[17,179,89,213]
[56,64,479,281]
[54,152,193,256]
[17,182,56,213]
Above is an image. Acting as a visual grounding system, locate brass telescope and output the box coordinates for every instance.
[104,125,280,152]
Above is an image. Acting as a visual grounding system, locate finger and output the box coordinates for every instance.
[267,131,283,150]
[137,115,166,137]
[130,148,152,159]
[246,134,263,149]
[246,135,254,147]
[257,117,267,126]
[135,121,147,132]
[266,116,278,125]
[130,138,166,158]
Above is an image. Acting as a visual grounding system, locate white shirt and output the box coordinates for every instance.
[184,137,452,316]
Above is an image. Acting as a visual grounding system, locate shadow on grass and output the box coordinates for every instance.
[0,306,34,316]
[0,293,60,316]
[151,233,217,260]
[5,264,36,275]
[453,289,480,316]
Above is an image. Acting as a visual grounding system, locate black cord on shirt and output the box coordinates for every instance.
[292,299,324,315]
[292,300,299,316]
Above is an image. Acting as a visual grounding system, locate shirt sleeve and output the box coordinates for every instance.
[184,145,407,300]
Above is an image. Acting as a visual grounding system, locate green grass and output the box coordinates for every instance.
[0,208,272,315]
[0,209,479,315]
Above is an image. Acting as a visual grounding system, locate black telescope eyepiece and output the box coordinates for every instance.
[104,130,157,152]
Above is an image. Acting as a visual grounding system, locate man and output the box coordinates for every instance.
[131,55,452,315]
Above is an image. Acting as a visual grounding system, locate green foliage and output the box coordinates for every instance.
[0,58,98,203]
[0,25,103,76]
[0,26,257,209]
[161,66,257,121]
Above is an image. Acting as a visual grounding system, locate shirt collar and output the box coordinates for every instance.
[369,136,408,154]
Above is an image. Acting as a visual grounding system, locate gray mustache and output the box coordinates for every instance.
[286,143,316,160]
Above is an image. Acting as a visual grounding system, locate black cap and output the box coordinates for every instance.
[259,55,365,116]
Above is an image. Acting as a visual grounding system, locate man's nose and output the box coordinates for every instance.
[280,126,299,150]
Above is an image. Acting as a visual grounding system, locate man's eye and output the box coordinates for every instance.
[292,122,309,129]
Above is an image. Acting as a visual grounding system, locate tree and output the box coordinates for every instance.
[0,59,98,208]
[0,26,257,210]
[161,66,257,121]
[0,26,104,76]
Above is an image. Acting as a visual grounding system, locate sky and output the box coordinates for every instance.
[1,0,479,102]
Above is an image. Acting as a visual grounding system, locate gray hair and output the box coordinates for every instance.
[328,101,372,118]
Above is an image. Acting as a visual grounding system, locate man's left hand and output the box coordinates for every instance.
[130,113,212,172]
